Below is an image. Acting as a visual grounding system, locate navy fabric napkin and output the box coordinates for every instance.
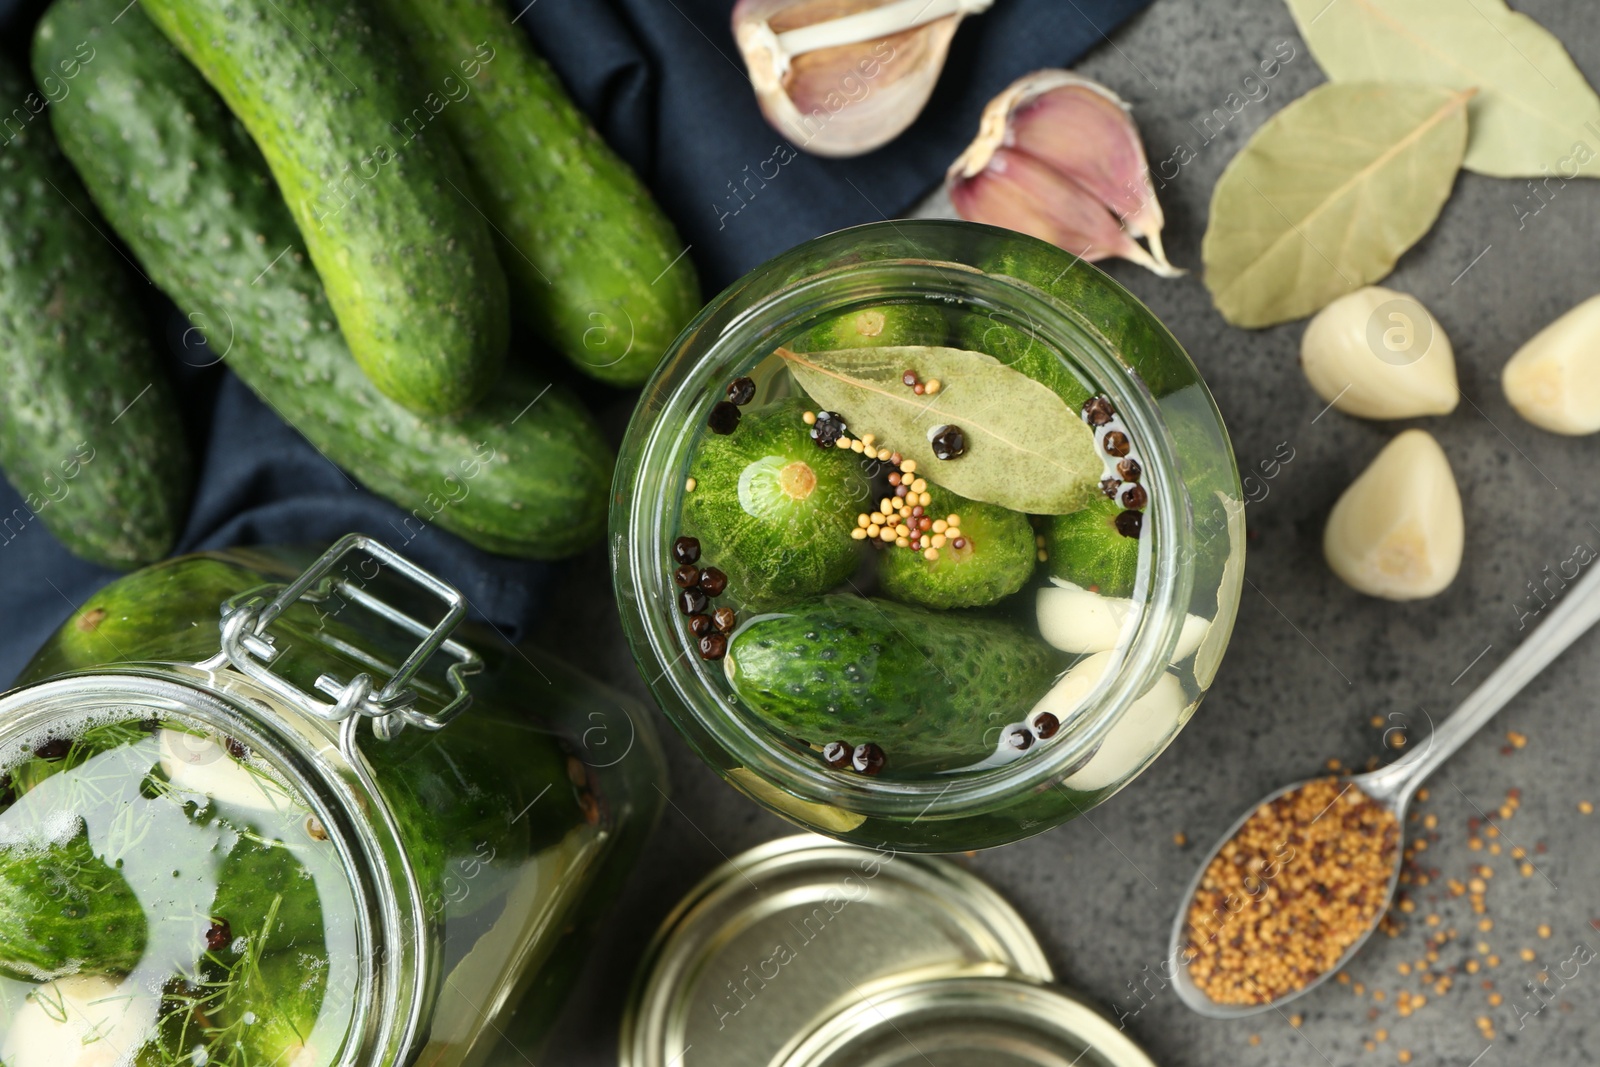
[0,0,1154,686]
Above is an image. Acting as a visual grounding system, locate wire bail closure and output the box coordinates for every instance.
[216,533,482,740]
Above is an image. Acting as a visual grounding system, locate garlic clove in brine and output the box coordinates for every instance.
[733,0,995,159]
[1324,429,1464,601]
[948,70,1181,277]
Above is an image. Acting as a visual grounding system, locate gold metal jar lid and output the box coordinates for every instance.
[620,835,1053,1067]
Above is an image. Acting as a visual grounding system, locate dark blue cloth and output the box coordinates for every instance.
[0,0,1153,686]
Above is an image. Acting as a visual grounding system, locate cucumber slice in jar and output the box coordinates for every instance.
[877,487,1036,610]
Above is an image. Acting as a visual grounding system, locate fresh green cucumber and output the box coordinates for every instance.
[212,948,327,1065]
[956,314,1094,411]
[1046,496,1141,597]
[208,836,325,960]
[0,825,147,980]
[372,0,698,387]
[680,398,868,610]
[37,1,610,559]
[726,594,1061,772]
[0,57,190,570]
[793,304,946,352]
[135,0,508,416]
[878,488,1035,610]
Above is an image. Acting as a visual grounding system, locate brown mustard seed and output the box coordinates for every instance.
[852,743,886,776]
[672,536,701,565]
[678,587,709,615]
[687,613,714,637]
[713,607,737,633]
[913,383,925,395]
[822,741,852,769]
[674,563,701,588]
[1114,510,1143,539]
[1033,711,1061,739]
[1117,457,1143,483]
[698,567,729,597]
[1120,484,1149,510]
[1182,778,1399,1006]
[698,633,728,660]
[1102,430,1131,457]
[1082,396,1114,426]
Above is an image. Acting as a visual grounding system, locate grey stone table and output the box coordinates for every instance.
[540,1,1600,1063]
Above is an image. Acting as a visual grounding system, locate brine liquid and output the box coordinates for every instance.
[0,713,358,1067]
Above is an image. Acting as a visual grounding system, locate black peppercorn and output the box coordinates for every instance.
[673,536,701,565]
[810,410,847,449]
[699,566,728,597]
[1033,712,1061,740]
[901,370,918,387]
[708,401,742,435]
[687,613,714,637]
[1120,484,1149,510]
[713,606,737,633]
[1082,396,1114,426]
[205,919,233,952]
[698,632,728,660]
[726,376,757,406]
[822,741,852,769]
[1114,510,1143,539]
[33,738,70,761]
[1117,457,1142,483]
[852,742,886,776]
[674,563,702,588]
[1004,725,1034,751]
[679,587,709,615]
[1102,430,1130,457]
[1100,477,1121,499]
[225,737,248,760]
[931,425,966,461]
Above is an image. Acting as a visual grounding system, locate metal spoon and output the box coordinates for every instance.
[1169,560,1600,1018]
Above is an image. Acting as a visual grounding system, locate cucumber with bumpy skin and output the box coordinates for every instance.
[794,304,946,352]
[212,949,328,1066]
[878,488,1035,609]
[0,826,148,980]
[726,594,1060,772]
[1046,496,1142,598]
[137,0,508,416]
[208,836,325,961]
[0,56,191,570]
[680,399,868,610]
[373,0,698,387]
[38,1,610,559]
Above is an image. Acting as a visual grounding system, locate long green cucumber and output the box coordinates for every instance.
[373,0,698,386]
[135,0,508,416]
[37,1,610,559]
[0,57,191,569]
[0,825,148,980]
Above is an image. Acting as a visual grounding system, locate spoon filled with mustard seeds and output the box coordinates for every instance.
[1169,560,1600,1018]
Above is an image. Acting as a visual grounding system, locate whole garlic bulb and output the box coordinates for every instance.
[1502,294,1600,435]
[1324,429,1463,601]
[1300,287,1458,419]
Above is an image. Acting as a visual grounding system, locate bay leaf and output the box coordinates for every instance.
[777,345,1099,514]
[1284,0,1600,179]
[1202,82,1470,329]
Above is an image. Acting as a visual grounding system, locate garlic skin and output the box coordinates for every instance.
[947,70,1180,277]
[733,0,994,158]
[1324,429,1463,601]
[1502,294,1600,435]
[1301,286,1458,419]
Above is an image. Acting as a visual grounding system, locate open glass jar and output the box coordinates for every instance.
[0,535,663,1067]
[613,220,1243,852]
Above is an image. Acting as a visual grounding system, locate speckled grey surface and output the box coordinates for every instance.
[536,2,1600,1064]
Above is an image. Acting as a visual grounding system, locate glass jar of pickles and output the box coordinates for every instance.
[612,220,1244,852]
[0,534,663,1067]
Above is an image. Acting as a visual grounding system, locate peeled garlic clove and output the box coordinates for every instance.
[159,728,293,815]
[1502,294,1600,435]
[733,0,994,158]
[1301,286,1459,419]
[947,70,1180,277]
[1027,650,1190,793]
[1037,579,1207,662]
[1324,429,1463,601]
[3,976,155,1067]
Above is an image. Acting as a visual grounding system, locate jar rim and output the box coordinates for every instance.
[0,668,425,1067]
[616,220,1199,824]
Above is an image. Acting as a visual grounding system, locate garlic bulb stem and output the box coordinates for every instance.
[759,0,995,76]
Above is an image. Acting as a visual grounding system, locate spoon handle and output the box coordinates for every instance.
[1376,558,1600,803]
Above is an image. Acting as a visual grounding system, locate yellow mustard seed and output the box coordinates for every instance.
[858,514,872,528]
[836,436,851,449]
[861,433,875,447]
[851,440,865,453]
[1580,801,1594,814]
[895,523,910,538]
[924,547,939,561]
[850,528,868,540]
[867,524,881,538]
[1521,863,1535,877]
[932,519,948,534]
[932,534,947,548]
[877,448,891,461]
[1037,550,1048,562]
[947,514,961,527]
[880,497,893,513]
[803,411,817,425]
[1538,924,1552,938]
[919,492,931,506]
[685,477,697,492]
[901,459,917,474]
[925,378,941,394]
[911,478,928,494]
[871,511,885,524]
[895,536,909,548]
[880,527,896,543]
